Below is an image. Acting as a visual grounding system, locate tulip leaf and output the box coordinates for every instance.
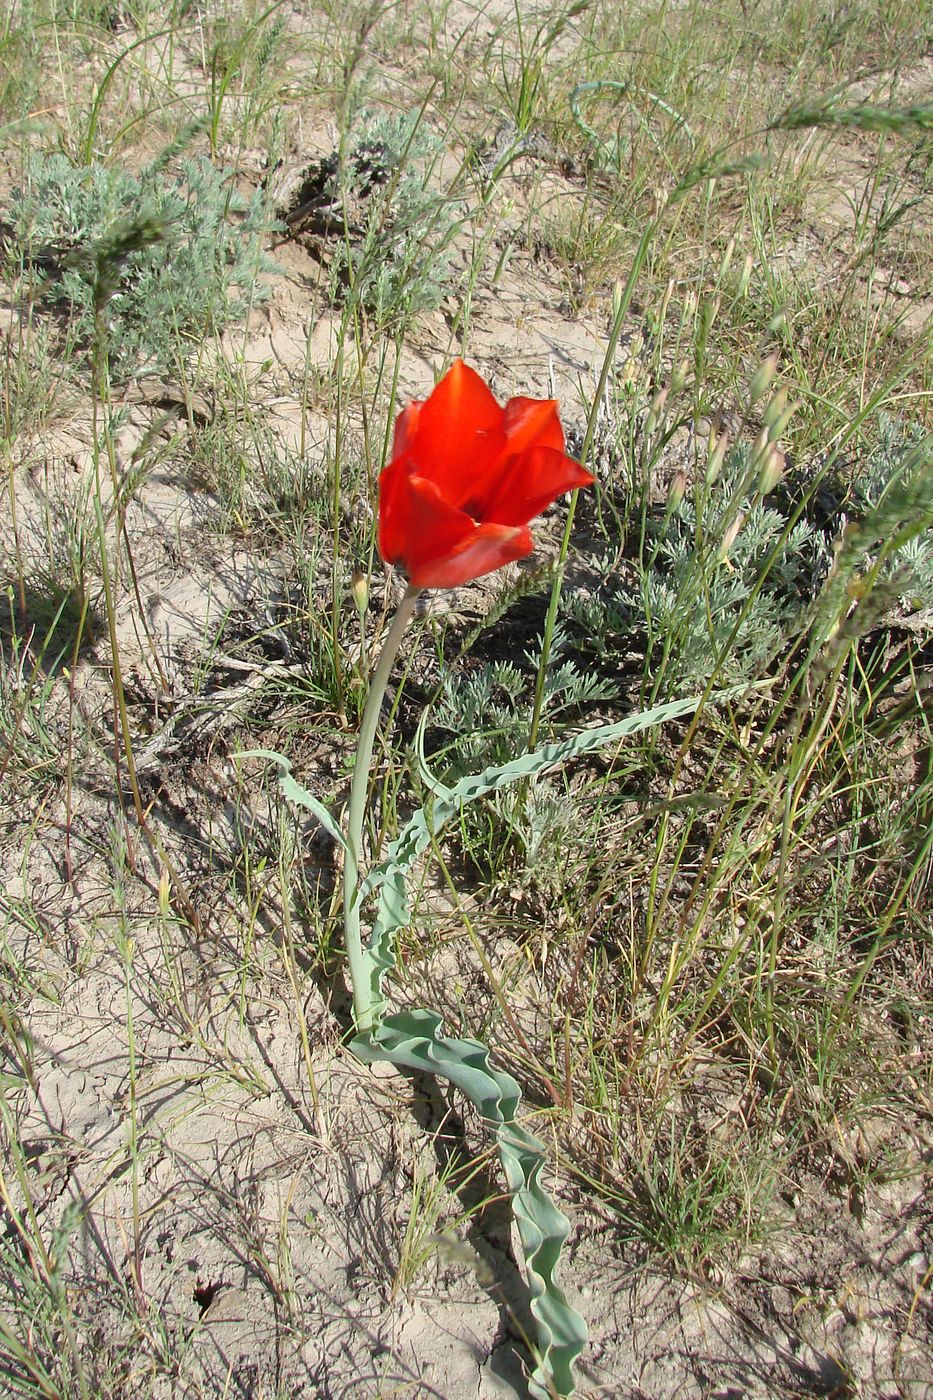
[413,710,454,800]
[351,1008,586,1400]
[239,748,348,854]
[359,687,749,1021]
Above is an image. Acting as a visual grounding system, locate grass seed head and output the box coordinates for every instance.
[748,351,780,405]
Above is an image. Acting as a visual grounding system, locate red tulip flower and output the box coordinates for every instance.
[378,360,594,589]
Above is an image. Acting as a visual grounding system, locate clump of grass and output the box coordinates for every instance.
[422,622,616,890]
[0,8,43,123]
[196,2,294,155]
[5,151,277,380]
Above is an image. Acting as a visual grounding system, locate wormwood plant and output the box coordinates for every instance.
[326,109,462,332]
[563,413,933,693]
[6,152,275,380]
[567,440,825,687]
[433,625,616,772]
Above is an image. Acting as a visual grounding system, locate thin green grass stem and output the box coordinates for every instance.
[527,216,660,752]
[344,585,420,1032]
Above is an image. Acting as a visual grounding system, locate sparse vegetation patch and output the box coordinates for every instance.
[0,0,930,1396]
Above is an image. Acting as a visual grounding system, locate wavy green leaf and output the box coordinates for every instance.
[352,1008,586,1399]
[359,688,746,1022]
[238,748,348,853]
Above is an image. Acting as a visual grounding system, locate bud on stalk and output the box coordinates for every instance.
[706,430,729,484]
[666,469,687,513]
[351,569,369,615]
[759,446,785,496]
[645,386,669,436]
[762,387,788,432]
[717,510,746,563]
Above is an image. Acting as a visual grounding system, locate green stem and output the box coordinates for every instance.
[527,215,660,751]
[344,585,420,1031]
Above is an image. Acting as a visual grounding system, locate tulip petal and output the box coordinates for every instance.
[480,446,595,528]
[379,470,480,575]
[410,521,533,589]
[412,359,505,504]
[393,400,422,457]
[465,397,569,518]
[379,467,532,588]
[501,396,565,455]
[378,452,417,568]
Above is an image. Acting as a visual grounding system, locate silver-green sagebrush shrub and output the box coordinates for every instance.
[564,416,933,690]
[327,109,462,332]
[855,416,933,607]
[6,152,276,379]
[434,625,616,773]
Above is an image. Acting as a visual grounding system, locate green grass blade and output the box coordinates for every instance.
[772,99,933,134]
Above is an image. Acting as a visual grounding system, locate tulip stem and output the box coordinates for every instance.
[344,584,420,1033]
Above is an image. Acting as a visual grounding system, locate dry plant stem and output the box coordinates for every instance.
[332,337,348,721]
[122,932,146,1314]
[5,451,25,613]
[344,584,420,1032]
